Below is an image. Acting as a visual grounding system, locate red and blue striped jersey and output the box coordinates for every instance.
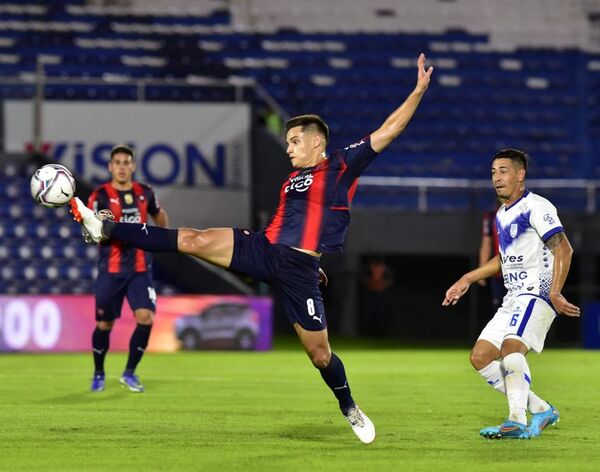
[88,182,161,274]
[482,210,502,280]
[264,135,378,253]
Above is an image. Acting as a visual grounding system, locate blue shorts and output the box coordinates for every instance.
[95,271,156,322]
[229,229,326,331]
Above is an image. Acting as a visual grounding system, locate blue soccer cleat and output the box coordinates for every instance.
[480,420,531,439]
[90,373,105,392]
[529,404,560,437]
[119,372,144,393]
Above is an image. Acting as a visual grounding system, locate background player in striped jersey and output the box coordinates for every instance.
[443,149,580,439]
[478,201,506,308]
[88,145,169,393]
[71,54,433,443]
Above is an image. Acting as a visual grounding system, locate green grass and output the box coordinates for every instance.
[0,339,599,471]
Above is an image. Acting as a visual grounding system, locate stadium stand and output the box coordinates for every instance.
[0,1,597,182]
[1,0,600,294]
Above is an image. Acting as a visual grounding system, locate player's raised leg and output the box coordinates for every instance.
[176,226,234,268]
[70,197,234,268]
[294,324,375,444]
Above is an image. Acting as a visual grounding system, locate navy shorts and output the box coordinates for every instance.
[229,229,326,331]
[95,271,156,322]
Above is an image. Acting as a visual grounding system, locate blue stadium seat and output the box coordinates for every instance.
[0,3,597,233]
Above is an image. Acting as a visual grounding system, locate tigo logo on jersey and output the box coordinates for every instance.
[119,207,141,223]
[120,215,142,223]
[285,173,313,193]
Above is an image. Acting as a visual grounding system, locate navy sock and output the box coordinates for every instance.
[92,327,110,375]
[103,221,178,252]
[125,324,152,373]
[319,352,355,414]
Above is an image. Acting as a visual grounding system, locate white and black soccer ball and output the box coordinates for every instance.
[30,164,76,208]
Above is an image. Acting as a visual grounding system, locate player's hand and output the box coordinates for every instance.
[549,293,581,317]
[416,53,434,93]
[318,267,328,286]
[442,277,471,306]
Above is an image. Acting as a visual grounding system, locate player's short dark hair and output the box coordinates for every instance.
[110,144,135,161]
[285,114,329,145]
[492,148,528,171]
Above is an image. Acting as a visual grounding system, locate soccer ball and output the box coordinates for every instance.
[30,164,76,208]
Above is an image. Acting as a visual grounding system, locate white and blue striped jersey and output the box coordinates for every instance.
[495,190,564,303]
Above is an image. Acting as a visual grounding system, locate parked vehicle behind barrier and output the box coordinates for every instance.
[174,302,259,350]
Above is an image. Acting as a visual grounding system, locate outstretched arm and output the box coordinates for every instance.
[546,232,580,317]
[370,53,433,153]
[442,255,502,306]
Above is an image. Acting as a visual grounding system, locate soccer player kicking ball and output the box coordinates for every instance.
[71,53,433,444]
[443,149,580,439]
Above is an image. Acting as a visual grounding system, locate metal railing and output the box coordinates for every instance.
[359,176,600,213]
[0,65,289,153]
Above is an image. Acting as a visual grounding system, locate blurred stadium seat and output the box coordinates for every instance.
[0,2,596,183]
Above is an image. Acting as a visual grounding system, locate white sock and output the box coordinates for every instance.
[503,353,529,425]
[478,360,506,394]
[528,393,550,414]
[478,360,550,414]
[522,359,550,413]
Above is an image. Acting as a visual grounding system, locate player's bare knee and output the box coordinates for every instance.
[97,321,114,331]
[308,348,331,369]
[500,338,528,358]
[470,350,491,370]
[135,310,154,325]
[501,346,525,359]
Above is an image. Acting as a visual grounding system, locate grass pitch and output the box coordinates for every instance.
[0,339,599,472]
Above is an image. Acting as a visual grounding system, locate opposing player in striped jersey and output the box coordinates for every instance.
[88,145,169,393]
[70,54,433,443]
[478,202,506,308]
[443,149,580,439]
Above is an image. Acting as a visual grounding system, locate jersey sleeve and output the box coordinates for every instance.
[529,199,564,242]
[146,186,161,216]
[337,135,379,177]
